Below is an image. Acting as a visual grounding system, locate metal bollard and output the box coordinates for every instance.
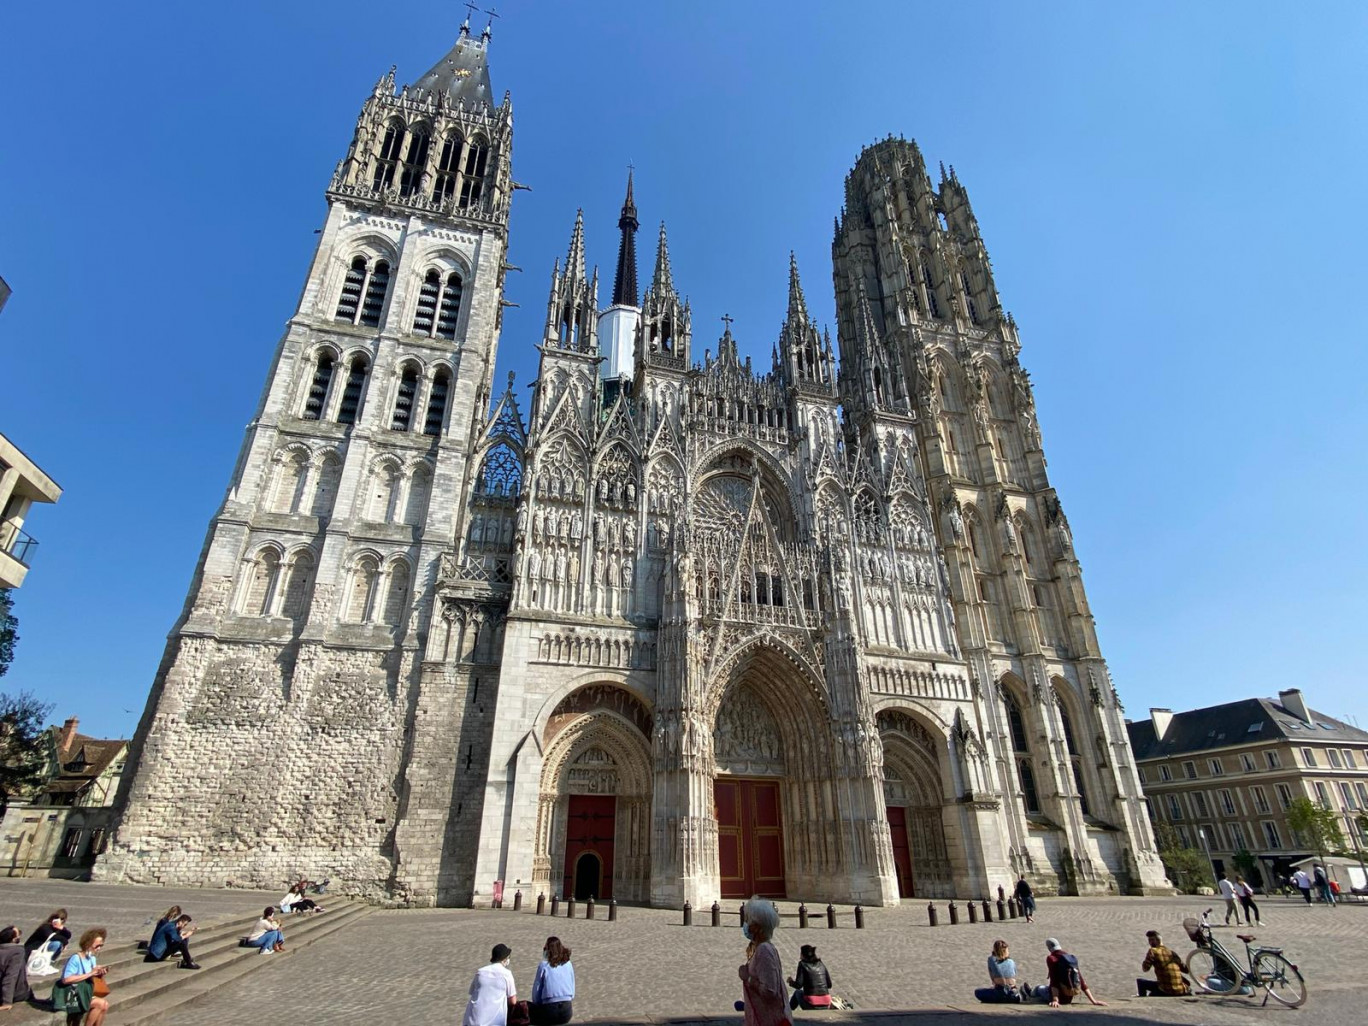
[968,900,979,924]
[997,884,1006,904]
[981,898,992,922]
[948,901,959,925]
[550,895,560,917]
[799,903,809,928]
[826,903,837,929]
[927,901,939,927]
[739,904,746,926]
[1007,897,1018,918]
[536,892,546,915]
[711,901,720,927]
[683,901,692,927]
[854,905,865,929]
[513,890,523,912]
[609,898,618,922]
[566,897,576,919]
[586,896,595,920]
[997,898,1007,921]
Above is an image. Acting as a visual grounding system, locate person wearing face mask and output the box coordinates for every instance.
[464,943,519,1026]
[734,897,790,1026]
[529,936,575,1025]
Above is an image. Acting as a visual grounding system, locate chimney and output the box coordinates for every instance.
[1150,708,1173,741]
[57,717,79,757]
[1279,689,1312,724]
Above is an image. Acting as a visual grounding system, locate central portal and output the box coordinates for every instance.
[715,778,786,898]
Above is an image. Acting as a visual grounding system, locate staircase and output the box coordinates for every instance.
[20,900,371,1024]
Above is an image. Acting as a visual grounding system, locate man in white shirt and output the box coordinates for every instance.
[1291,868,1313,905]
[464,943,518,1026]
[1217,874,1243,925]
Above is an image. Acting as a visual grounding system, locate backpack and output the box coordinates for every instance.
[1058,954,1082,997]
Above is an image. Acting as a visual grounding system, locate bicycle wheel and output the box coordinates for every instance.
[1253,951,1307,1008]
[1186,948,1241,994]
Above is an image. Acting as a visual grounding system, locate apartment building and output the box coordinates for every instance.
[1127,689,1368,887]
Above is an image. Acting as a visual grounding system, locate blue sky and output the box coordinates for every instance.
[1,1,1365,738]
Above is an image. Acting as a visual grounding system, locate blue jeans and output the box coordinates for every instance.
[249,929,283,950]
[975,986,1021,1003]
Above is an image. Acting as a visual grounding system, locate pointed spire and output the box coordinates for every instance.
[786,251,810,327]
[651,221,675,297]
[566,209,587,283]
[611,170,640,307]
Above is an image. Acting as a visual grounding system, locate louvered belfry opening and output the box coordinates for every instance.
[336,356,370,425]
[335,257,367,321]
[360,260,390,327]
[391,364,419,431]
[436,272,463,338]
[302,354,335,420]
[413,270,442,334]
[424,370,451,435]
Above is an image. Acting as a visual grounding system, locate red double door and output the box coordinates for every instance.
[887,805,915,897]
[716,778,786,898]
[562,795,615,900]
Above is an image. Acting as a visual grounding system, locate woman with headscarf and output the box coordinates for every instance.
[735,897,789,1026]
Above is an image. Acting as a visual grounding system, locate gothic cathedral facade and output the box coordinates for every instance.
[100,27,1170,905]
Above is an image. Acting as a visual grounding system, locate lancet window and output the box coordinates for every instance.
[413,270,463,339]
[372,121,405,191]
[391,364,419,431]
[302,352,335,420]
[335,256,391,328]
[424,369,451,436]
[398,127,431,199]
[336,356,370,425]
[433,132,463,203]
[459,139,488,208]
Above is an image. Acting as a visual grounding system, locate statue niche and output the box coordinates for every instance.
[713,685,784,777]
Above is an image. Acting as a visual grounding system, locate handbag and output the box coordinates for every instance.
[508,999,531,1026]
[93,973,111,998]
[52,979,93,1015]
[26,948,56,976]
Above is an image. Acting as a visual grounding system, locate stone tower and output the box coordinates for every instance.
[99,20,517,897]
[832,138,1168,893]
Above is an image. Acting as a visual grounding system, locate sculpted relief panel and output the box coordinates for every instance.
[713,685,784,777]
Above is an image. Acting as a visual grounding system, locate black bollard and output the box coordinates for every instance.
[968,900,978,924]
[927,901,938,927]
[1007,897,1018,918]
[948,901,959,925]
[799,903,809,928]
[586,896,596,920]
[550,895,560,917]
[826,903,837,929]
[739,904,746,926]
[981,898,992,922]
[609,898,618,922]
[997,884,1006,904]
[566,897,576,919]
[683,900,692,927]
[997,898,1007,921]
[536,893,546,916]
[711,901,720,927]
[513,890,523,912]
[854,905,865,929]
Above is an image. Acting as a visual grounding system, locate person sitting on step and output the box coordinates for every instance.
[788,944,833,1010]
[145,914,200,970]
[245,907,285,954]
[0,925,33,1010]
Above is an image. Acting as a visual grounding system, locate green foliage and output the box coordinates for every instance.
[1232,847,1258,879]
[1155,821,1212,893]
[1286,796,1344,857]
[0,689,54,814]
[0,589,17,678]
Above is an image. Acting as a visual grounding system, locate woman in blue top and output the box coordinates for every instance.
[529,936,575,1025]
[55,928,109,1026]
[974,939,1026,1004]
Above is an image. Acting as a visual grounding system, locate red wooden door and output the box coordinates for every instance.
[887,805,915,898]
[562,795,615,899]
[716,779,786,899]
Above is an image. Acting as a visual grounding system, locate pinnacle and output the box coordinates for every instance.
[651,221,675,297]
[787,252,809,325]
[565,210,587,283]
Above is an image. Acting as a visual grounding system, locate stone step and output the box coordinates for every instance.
[108,904,373,1026]
[15,901,368,1025]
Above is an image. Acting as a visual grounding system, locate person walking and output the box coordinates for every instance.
[52,928,109,1026]
[463,943,518,1026]
[1031,938,1107,1008]
[1014,876,1037,923]
[1292,868,1313,904]
[245,907,285,953]
[735,897,789,1026]
[1218,874,1243,925]
[975,939,1026,1004]
[788,944,833,1010]
[0,925,32,1010]
[529,936,574,1025]
[1235,877,1262,926]
[1137,930,1189,997]
[1313,864,1336,906]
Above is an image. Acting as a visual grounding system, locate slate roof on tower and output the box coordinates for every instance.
[412,20,494,106]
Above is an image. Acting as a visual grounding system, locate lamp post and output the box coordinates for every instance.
[1198,827,1220,889]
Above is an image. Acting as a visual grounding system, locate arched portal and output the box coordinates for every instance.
[535,685,653,902]
[877,709,953,897]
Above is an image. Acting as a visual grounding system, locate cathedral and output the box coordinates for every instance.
[99,23,1171,906]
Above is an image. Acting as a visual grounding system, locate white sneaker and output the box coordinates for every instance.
[260,948,273,955]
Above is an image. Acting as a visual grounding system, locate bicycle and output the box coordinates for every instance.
[1183,907,1307,1008]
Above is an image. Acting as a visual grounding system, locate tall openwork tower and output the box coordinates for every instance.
[99,21,517,898]
[832,138,1168,894]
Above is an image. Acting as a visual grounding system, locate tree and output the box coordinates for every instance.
[1155,821,1212,893]
[0,589,17,678]
[1232,846,1260,886]
[1286,796,1344,858]
[0,689,53,814]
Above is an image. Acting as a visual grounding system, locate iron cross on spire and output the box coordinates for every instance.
[721,313,734,333]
